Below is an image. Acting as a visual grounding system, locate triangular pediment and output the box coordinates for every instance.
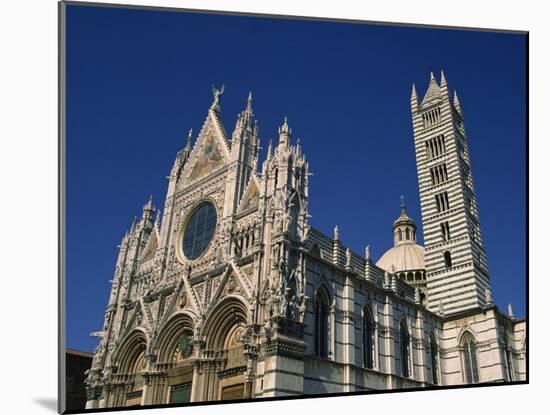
[208,263,252,310]
[237,175,260,213]
[123,303,144,335]
[140,229,158,263]
[158,281,199,328]
[182,110,231,186]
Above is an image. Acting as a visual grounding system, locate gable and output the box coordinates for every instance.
[140,230,158,263]
[187,130,224,183]
[237,176,260,213]
[182,111,231,186]
[207,263,253,312]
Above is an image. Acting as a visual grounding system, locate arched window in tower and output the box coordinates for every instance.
[274,168,278,192]
[363,306,375,369]
[462,333,479,383]
[444,251,452,269]
[440,221,451,241]
[398,229,403,241]
[430,333,440,385]
[400,321,411,378]
[405,228,410,240]
[314,287,330,359]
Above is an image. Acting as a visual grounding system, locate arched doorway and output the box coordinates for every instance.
[154,313,195,405]
[202,296,249,402]
[114,330,147,407]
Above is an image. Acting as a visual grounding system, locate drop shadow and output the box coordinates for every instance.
[34,398,58,413]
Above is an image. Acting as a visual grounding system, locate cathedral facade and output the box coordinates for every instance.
[84,73,526,409]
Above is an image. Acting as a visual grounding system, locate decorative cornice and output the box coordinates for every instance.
[217,365,247,379]
[263,339,306,360]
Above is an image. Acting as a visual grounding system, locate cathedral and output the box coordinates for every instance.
[84,72,526,409]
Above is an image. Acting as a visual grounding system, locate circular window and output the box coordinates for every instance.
[182,202,217,260]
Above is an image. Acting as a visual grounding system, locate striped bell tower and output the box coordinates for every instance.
[411,71,491,315]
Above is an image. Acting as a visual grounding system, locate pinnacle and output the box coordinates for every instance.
[246,91,253,113]
[143,195,154,213]
[440,70,447,86]
[453,90,462,113]
[187,128,193,144]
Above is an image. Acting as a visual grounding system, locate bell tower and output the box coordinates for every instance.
[411,71,491,314]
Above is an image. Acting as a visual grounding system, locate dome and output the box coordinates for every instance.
[376,242,425,272]
[376,196,426,273]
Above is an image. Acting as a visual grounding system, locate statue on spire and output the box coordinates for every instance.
[211,84,225,109]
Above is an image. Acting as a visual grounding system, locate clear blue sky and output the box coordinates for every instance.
[65,4,527,352]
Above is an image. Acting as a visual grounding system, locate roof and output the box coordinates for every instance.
[393,209,416,228]
[376,242,425,273]
[421,74,442,107]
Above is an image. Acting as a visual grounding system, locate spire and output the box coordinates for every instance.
[296,137,302,156]
[246,91,253,114]
[440,70,447,87]
[411,83,419,109]
[280,116,290,133]
[453,90,462,114]
[400,195,406,214]
[421,71,442,106]
[233,91,256,137]
[141,195,155,223]
[143,195,154,212]
[278,116,291,147]
[267,139,273,160]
